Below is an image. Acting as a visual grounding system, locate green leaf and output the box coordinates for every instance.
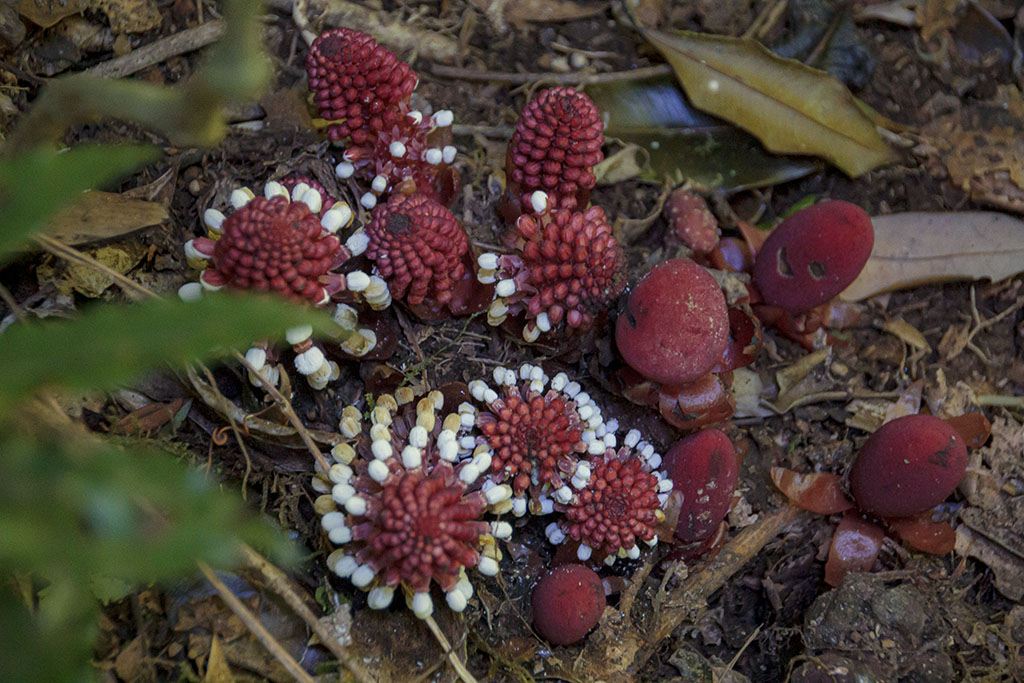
[641,29,900,177]
[0,294,333,413]
[590,75,820,191]
[0,144,159,258]
[0,433,296,582]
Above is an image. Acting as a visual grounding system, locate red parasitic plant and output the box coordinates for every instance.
[500,87,604,223]
[547,433,672,564]
[662,428,738,549]
[180,178,392,387]
[306,28,460,207]
[466,364,614,516]
[531,563,606,645]
[664,187,720,254]
[477,204,626,341]
[313,389,515,618]
[773,412,988,586]
[613,258,761,430]
[364,193,489,318]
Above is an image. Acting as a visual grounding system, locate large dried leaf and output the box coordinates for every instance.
[841,212,1024,301]
[641,29,899,177]
[590,75,820,191]
[45,191,168,245]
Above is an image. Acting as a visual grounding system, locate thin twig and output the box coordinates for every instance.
[422,612,478,683]
[241,544,377,683]
[200,364,254,496]
[235,350,332,472]
[34,235,157,301]
[198,561,316,683]
[86,21,226,78]
[430,63,672,85]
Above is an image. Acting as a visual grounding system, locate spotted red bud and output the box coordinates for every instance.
[752,200,873,314]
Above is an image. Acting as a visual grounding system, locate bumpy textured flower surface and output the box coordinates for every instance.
[365,193,469,307]
[204,195,341,304]
[306,27,417,144]
[468,364,616,515]
[315,391,512,618]
[555,437,670,563]
[480,205,626,338]
[505,87,604,214]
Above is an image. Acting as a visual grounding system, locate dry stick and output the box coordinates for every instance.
[198,561,317,683]
[241,544,377,683]
[235,350,332,473]
[421,611,478,683]
[430,63,672,85]
[86,20,227,79]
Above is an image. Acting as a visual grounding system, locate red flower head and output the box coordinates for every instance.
[503,87,604,220]
[306,28,418,144]
[314,391,513,618]
[467,364,615,515]
[195,194,342,305]
[478,205,626,340]
[549,433,671,564]
[364,193,470,309]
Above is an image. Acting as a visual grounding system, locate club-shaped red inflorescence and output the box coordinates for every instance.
[318,392,512,618]
[481,205,626,338]
[306,27,418,144]
[503,87,604,219]
[558,444,667,561]
[203,196,341,305]
[364,193,469,307]
[477,378,587,497]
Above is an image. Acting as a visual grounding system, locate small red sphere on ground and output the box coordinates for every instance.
[849,414,967,518]
[615,258,729,386]
[531,564,605,645]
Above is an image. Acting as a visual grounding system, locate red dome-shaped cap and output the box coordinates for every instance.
[849,414,967,518]
[615,258,729,385]
[663,428,738,543]
[752,200,873,314]
[531,563,605,645]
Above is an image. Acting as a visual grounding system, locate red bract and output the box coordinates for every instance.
[204,195,341,305]
[848,414,967,518]
[616,258,729,386]
[752,200,874,314]
[306,28,417,144]
[554,441,670,563]
[316,391,514,619]
[662,429,738,543]
[468,364,611,516]
[479,205,626,340]
[365,193,470,312]
[502,87,604,221]
[531,564,606,645]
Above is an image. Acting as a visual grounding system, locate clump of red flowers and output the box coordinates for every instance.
[313,389,515,618]
[477,204,626,341]
[306,28,459,207]
[500,87,604,222]
[547,430,672,564]
[466,364,614,516]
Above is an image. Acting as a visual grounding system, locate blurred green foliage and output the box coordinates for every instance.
[0,1,322,679]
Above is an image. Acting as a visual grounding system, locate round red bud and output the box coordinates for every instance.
[531,564,605,645]
[752,200,873,314]
[663,429,738,543]
[849,414,967,518]
[615,259,728,386]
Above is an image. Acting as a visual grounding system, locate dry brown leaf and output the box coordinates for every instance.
[17,0,87,28]
[504,0,606,27]
[93,0,160,33]
[641,29,899,177]
[204,636,235,683]
[840,212,1024,301]
[882,318,931,352]
[45,190,168,246]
